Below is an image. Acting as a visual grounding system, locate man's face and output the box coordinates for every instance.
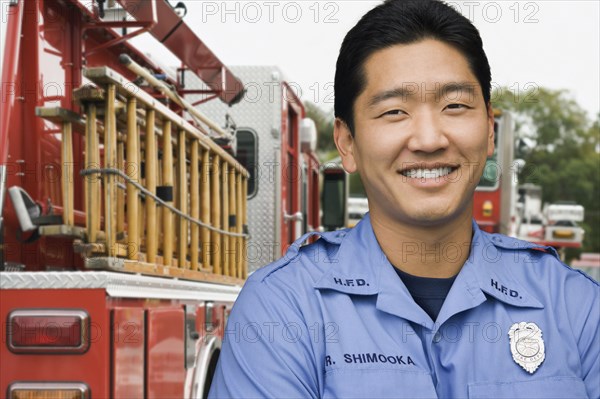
[335,39,494,228]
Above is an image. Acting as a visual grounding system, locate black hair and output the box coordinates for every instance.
[334,0,491,134]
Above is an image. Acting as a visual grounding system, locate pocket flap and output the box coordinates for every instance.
[468,376,588,398]
[324,369,437,398]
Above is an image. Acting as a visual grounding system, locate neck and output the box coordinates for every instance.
[370,211,473,278]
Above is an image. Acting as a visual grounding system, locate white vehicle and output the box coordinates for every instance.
[515,184,585,248]
[543,203,585,244]
[348,197,369,228]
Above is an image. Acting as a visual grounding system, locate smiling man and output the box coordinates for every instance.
[335,37,494,280]
[209,1,599,398]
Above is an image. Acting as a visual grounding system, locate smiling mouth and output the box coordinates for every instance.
[400,166,458,179]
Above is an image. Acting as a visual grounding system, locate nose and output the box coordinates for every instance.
[406,110,450,153]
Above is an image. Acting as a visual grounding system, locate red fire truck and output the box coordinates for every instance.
[472,110,516,235]
[0,1,322,397]
[473,110,584,249]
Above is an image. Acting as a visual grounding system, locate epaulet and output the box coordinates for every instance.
[315,229,349,245]
[485,233,599,286]
[487,233,560,259]
[253,230,348,281]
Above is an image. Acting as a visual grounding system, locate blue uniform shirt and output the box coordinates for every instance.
[209,214,600,398]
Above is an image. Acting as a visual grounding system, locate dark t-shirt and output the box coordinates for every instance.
[395,268,457,321]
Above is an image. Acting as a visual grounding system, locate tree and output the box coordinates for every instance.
[303,101,336,157]
[493,87,600,258]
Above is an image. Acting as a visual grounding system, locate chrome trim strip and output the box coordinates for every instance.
[0,165,6,217]
[185,335,222,399]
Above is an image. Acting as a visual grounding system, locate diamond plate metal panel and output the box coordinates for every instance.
[0,271,241,302]
[0,271,110,289]
[188,66,286,273]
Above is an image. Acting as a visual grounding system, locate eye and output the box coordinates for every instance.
[445,103,470,111]
[379,109,407,118]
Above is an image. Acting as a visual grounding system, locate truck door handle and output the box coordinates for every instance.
[283,211,303,222]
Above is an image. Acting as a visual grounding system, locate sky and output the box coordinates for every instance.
[133,0,599,119]
[1,1,599,119]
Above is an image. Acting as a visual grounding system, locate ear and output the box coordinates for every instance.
[486,103,495,157]
[334,118,358,173]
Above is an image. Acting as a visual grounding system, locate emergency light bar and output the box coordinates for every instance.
[545,204,585,223]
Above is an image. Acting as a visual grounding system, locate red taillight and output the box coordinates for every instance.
[7,310,90,354]
[12,316,81,347]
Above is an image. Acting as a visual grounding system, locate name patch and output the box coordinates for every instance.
[343,352,415,366]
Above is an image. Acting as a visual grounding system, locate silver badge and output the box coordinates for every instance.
[508,322,545,374]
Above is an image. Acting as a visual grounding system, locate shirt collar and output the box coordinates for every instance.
[314,214,544,326]
[313,215,382,296]
[467,221,544,309]
[314,214,431,325]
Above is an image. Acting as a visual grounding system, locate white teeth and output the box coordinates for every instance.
[402,167,453,179]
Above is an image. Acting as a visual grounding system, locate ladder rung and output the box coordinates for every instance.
[35,107,83,125]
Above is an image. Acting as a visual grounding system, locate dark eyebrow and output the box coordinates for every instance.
[367,82,478,108]
[367,87,416,108]
[442,82,477,99]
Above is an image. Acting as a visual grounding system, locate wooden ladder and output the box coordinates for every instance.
[36,67,248,285]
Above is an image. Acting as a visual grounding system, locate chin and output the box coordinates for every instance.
[409,213,454,226]
[396,205,463,227]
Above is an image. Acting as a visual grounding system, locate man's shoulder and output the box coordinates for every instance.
[248,230,348,285]
[232,230,349,319]
[483,231,599,289]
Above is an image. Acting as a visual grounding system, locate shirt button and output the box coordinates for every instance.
[433,332,442,343]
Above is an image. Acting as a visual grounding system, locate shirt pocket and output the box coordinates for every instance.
[468,376,588,399]
[324,368,437,399]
